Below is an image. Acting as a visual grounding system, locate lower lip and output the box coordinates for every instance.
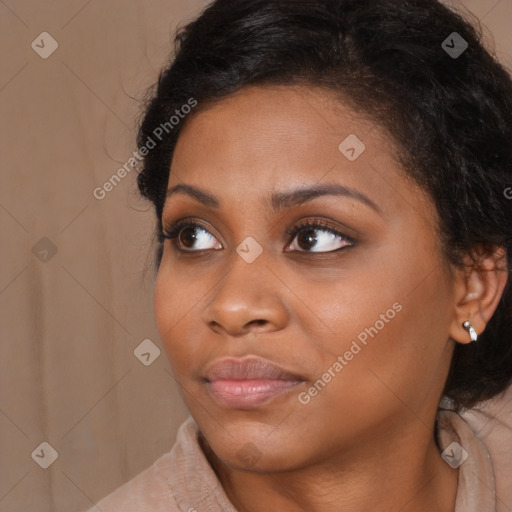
[206,379,303,408]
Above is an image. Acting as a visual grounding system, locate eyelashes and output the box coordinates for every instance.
[159,220,221,252]
[283,218,353,252]
[159,218,355,254]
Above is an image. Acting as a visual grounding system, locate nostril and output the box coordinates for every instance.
[249,319,266,327]
[208,321,221,333]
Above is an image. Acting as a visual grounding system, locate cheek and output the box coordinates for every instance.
[153,261,232,385]
[292,294,448,446]
[153,266,199,372]
[153,269,176,342]
[305,240,455,403]
[317,268,452,414]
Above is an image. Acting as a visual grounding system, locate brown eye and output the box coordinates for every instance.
[160,221,222,252]
[286,221,354,253]
[178,226,201,249]
[296,229,318,250]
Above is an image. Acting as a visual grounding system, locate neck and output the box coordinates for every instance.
[201,422,459,512]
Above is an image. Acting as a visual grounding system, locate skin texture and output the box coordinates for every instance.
[153,85,508,512]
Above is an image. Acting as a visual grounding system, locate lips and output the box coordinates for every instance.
[204,356,305,408]
[205,357,304,381]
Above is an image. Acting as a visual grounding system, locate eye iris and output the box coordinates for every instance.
[179,227,199,248]
[298,229,317,250]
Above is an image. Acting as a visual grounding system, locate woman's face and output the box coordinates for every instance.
[154,85,459,471]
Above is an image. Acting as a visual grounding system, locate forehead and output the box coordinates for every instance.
[172,85,376,174]
[166,85,429,217]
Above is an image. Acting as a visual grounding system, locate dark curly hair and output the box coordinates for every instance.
[135,0,512,411]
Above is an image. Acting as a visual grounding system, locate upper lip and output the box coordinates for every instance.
[204,356,305,382]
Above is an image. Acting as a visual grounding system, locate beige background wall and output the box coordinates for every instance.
[0,1,510,511]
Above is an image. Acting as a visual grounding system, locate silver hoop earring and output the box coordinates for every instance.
[462,320,478,343]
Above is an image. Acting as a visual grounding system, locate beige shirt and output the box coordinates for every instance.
[86,384,512,512]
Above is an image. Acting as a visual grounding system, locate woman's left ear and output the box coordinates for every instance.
[449,245,509,345]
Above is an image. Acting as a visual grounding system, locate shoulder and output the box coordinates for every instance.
[437,383,512,511]
[462,384,512,511]
[83,417,201,512]
[83,451,180,512]
[459,382,512,452]
[438,381,512,440]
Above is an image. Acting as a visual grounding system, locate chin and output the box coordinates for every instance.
[198,418,310,473]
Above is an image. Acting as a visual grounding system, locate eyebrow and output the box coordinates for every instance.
[165,182,381,214]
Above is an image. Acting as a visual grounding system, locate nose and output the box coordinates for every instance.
[201,253,289,337]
